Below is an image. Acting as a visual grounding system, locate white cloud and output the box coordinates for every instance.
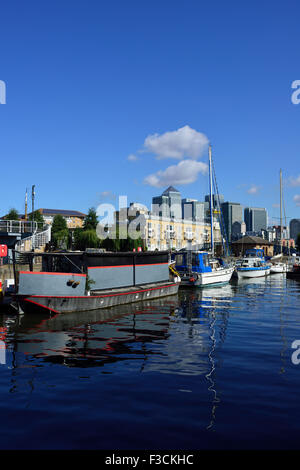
[142,125,209,160]
[247,185,260,194]
[289,175,300,187]
[294,194,300,206]
[127,154,138,162]
[144,159,208,188]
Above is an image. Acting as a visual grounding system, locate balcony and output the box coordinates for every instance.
[184,231,194,240]
[165,230,176,240]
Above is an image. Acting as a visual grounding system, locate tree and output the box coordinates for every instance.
[5,208,19,220]
[99,225,145,252]
[29,210,45,227]
[51,214,69,249]
[52,214,68,233]
[71,208,100,250]
[74,229,100,251]
[83,208,98,231]
[52,229,69,249]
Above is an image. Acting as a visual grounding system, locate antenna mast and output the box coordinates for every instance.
[25,188,28,221]
[280,169,283,253]
[209,144,214,254]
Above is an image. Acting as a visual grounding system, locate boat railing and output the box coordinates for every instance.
[0,220,47,234]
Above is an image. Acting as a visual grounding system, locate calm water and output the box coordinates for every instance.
[0,274,300,450]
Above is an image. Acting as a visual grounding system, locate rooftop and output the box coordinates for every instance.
[38,209,87,217]
[232,235,273,245]
[162,186,180,195]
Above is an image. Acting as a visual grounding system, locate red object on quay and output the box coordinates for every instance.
[0,245,7,257]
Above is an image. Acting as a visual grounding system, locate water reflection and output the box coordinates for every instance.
[1,275,300,449]
[0,286,237,430]
[176,285,233,430]
[0,297,179,370]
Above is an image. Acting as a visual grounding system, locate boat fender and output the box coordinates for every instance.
[67,279,80,287]
[189,273,198,282]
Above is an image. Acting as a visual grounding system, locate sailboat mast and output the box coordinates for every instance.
[280,169,283,253]
[209,144,214,253]
[25,188,28,221]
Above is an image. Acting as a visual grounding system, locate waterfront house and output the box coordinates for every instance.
[32,209,86,229]
[231,235,274,257]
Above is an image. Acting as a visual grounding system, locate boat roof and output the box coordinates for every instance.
[14,250,170,257]
[232,235,273,245]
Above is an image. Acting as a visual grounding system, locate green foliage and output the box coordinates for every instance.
[29,210,45,226]
[100,227,145,252]
[73,221,146,253]
[83,208,98,231]
[51,215,68,248]
[5,208,19,220]
[85,275,96,292]
[74,229,100,251]
[52,229,69,249]
[52,214,68,233]
[73,227,83,248]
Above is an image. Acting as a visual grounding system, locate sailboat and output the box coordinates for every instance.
[173,145,234,287]
[270,169,287,274]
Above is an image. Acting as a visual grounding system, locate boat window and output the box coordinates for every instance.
[192,253,200,266]
[176,254,184,266]
[42,254,84,274]
[202,254,209,267]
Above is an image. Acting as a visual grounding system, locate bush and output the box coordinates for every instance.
[5,208,19,220]
[74,229,100,251]
[52,229,69,249]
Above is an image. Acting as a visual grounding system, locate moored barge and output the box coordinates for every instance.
[12,250,180,314]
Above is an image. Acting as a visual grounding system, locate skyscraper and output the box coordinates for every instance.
[244,207,267,232]
[221,202,243,241]
[290,219,300,241]
[182,198,205,223]
[152,186,182,219]
[204,194,224,223]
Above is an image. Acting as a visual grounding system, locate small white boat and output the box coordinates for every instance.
[236,249,271,279]
[174,251,234,287]
[270,263,287,274]
[237,260,270,278]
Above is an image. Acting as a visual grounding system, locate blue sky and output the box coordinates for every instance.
[0,0,299,226]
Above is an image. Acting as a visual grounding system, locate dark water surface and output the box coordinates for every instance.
[0,274,300,449]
